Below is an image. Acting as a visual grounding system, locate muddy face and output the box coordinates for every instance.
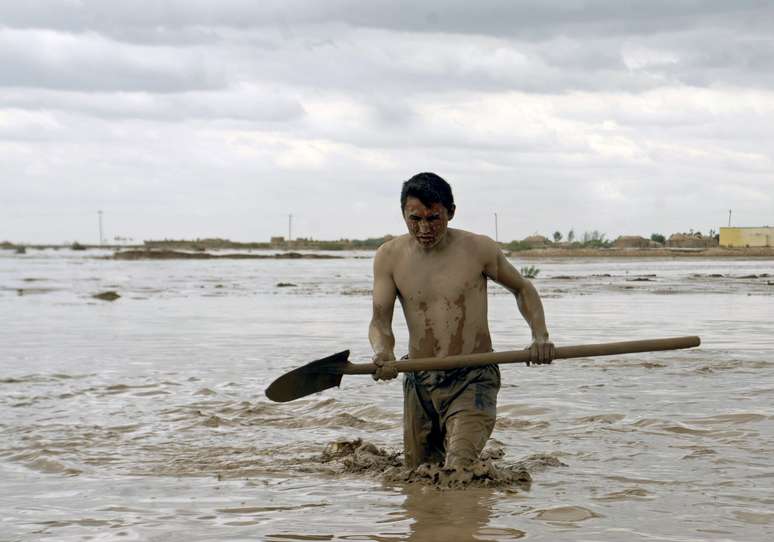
[402,196,453,249]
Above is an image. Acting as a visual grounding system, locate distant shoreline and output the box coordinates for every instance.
[110,247,774,259]
[509,247,774,258]
[110,250,343,260]
[2,243,773,259]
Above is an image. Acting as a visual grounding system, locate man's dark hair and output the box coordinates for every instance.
[400,172,455,214]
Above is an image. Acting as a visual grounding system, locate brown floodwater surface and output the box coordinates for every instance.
[1,249,773,541]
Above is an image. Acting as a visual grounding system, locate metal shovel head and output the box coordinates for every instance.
[264,350,350,402]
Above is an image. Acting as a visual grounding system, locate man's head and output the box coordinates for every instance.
[400,172,455,249]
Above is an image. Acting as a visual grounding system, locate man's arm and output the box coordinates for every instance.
[369,244,398,379]
[482,238,555,363]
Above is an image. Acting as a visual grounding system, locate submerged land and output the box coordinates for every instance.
[4,253,773,540]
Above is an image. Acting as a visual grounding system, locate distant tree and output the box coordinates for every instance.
[581,230,609,247]
[553,231,563,243]
[582,230,605,243]
[567,228,575,243]
[505,240,530,251]
[650,233,666,244]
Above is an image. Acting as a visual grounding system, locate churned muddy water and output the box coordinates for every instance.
[1,249,773,541]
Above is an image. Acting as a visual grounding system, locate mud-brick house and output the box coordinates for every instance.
[666,232,717,248]
[613,235,651,248]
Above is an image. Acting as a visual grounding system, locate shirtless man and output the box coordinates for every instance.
[369,172,555,470]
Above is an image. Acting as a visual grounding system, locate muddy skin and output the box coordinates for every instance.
[369,176,555,471]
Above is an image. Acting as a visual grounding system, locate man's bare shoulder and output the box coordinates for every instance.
[449,228,500,253]
[376,234,411,253]
[374,235,411,265]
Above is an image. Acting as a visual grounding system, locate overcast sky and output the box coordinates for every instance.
[2,0,772,244]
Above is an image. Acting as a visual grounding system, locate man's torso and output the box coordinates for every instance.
[388,229,493,359]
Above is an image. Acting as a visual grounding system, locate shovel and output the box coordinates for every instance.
[265,336,700,402]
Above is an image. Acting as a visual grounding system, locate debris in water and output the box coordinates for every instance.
[321,438,402,473]
[319,438,566,490]
[194,388,216,396]
[93,291,121,301]
[202,415,222,427]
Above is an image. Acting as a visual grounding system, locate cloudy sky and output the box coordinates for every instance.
[2,1,772,244]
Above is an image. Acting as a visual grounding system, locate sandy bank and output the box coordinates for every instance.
[511,247,774,258]
[111,250,342,260]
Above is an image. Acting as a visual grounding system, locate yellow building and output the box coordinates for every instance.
[719,227,774,247]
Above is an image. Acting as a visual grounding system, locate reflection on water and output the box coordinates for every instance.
[400,486,522,541]
[1,249,773,541]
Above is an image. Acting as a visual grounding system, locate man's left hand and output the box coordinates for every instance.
[528,338,555,365]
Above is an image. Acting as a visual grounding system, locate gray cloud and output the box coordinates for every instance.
[1,1,772,243]
[0,86,305,123]
[0,27,227,92]
[2,3,773,99]
[2,1,769,38]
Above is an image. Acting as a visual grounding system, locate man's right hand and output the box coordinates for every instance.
[527,337,555,366]
[372,352,398,381]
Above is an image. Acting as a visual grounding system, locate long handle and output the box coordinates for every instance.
[343,336,701,375]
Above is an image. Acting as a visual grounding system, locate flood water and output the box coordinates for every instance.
[1,249,773,541]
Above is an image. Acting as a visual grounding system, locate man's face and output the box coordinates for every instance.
[403,196,453,249]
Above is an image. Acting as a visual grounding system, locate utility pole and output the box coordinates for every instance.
[288,214,293,242]
[98,210,104,245]
[728,209,732,227]
[494,212,499,243]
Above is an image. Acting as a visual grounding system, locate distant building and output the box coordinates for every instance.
[720,227,773,248]
[666,232,717,248]
[613,235,650,248]
[270,236,285,246]
[522,235,551,248]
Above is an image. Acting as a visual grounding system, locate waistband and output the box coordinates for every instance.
[401,352,498,388]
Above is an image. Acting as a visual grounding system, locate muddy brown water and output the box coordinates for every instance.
[1,249,773,541]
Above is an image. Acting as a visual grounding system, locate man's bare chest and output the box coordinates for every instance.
[393,257,486,305]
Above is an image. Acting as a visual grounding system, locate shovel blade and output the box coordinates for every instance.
[265,350,350,402]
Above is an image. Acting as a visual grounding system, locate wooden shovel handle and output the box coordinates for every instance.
[343,336,700,375]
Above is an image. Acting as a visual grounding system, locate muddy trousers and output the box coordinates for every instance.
[402,364,500,470]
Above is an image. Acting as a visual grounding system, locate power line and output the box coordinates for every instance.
[98,210,103,245]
